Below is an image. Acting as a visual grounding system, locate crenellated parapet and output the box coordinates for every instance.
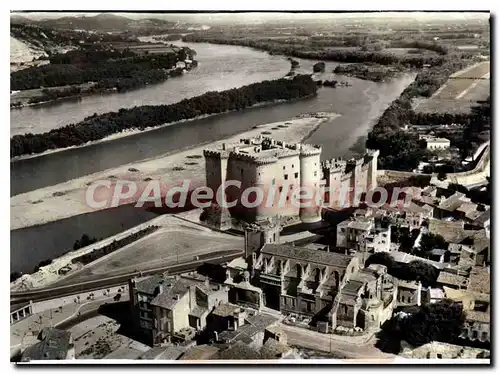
[365,149,380,158]
[347,157,364,167]
[322,158,348,174]
[299,145,322,157]
[228,152,278,165]
[203,149,230,159]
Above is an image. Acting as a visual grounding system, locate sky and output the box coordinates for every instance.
[12,11,490,23]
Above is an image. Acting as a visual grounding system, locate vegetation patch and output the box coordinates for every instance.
[71,225,160,266]
[11,75,318,157]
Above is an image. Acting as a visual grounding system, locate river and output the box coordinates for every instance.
[10,41,415,274]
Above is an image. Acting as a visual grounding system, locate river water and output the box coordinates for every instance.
[10,41,415,274]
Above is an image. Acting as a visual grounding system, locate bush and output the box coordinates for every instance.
[376,299,465,353]
[366,253,439,287]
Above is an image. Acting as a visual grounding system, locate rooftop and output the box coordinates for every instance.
[428,219,475,244]
[342,279,365,295]
[218,314,278,345]
[261,244,353,269]
[21,328,73,362]
[138,346,186,360]
[148,275,220,310]
[468,266,490,294]
[212,303,242,318]
[473,209,490,226]
[438,194,469,212]
[437,272,468,287]
[179,345,221,361]
[134,272,168,295]
[338,217,374,231]
[466,310,490,323]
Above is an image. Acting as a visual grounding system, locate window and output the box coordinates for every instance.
[472,330,478,339]
[294,172,299,179]
[437,354,442,359]
[272,178,275,185]
[307,302,312,312]
[292,164,294,168]
[482,332,488,341]
[314,171,317,177]
[284,174,288,180]
[279,186,283,193]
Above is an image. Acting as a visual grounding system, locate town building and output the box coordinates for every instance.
[203,136,379,229]
[20,328,74,362]
[396,280,422,306]
[419,135,451,150]
[129,272,229,346]
[336,215,391,255]
[226,237,397,332]
[400,341,489,359]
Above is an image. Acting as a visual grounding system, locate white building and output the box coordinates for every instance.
[420,135,451,151]
[336,216,391,254]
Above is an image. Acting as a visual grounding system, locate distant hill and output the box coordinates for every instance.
[13,13,186,32]
[10,14,31,24]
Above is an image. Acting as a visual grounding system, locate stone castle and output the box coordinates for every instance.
[203,136,379,228]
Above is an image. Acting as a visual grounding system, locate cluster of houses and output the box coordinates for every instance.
[123,182,489,359]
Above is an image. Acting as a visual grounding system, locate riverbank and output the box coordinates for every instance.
[11,95,312,163]
[11,74,317,158]
[10,64,196,109]
[10,113,339,231]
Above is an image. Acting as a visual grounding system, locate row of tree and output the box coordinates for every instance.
[71,225,160,265]
[11,75,318,157]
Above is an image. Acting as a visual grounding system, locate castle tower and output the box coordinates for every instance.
[299,145,323,223]
[203,147,232,230]
[244,217,281,258]
[321,158,347,209]
[365,149,380,191]
[347,158,364,207]
[203,145,230,203]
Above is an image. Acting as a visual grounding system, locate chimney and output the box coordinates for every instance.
[214,331,219,342]
[156,284,164,295]
[205,279,210,288]
[417,281,422,306]
[222,143,226,151]
[173,294,180,300]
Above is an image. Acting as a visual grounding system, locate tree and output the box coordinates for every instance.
[401,299,465,347]
[437,171,447,181]
[419,232,447,253]
[376,299,465,353]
